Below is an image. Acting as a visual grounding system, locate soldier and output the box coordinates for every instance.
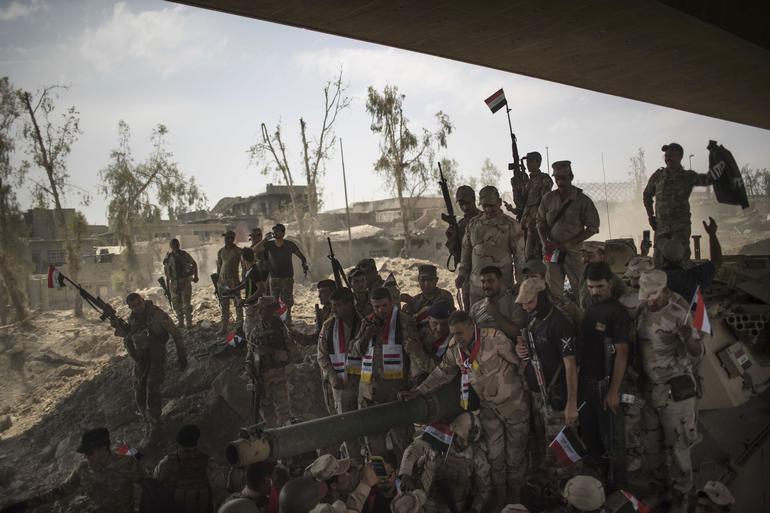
[408,301,454,381]
[229,248,264,338]
[117,292,188,445]
[279,468,377,513]
[253,223,309,325]
[398,412,491,513]
[537,161,600,301]
[520,152,554,260]
[401,264,454,341]
[163,238,199,328]
[522,258,582,328]
[154,424,226,513]
[349,287,421,458]
[248,228,270,293]
[659,217,721,302]
[643,143,713,265]
[403,310,529,505]
[469,266,526,341]
[217,230,243,334]
[696,481,735,513]
[41,427,148,513]
[445,185,481,310]
[292,280,337,346]
[357,258,385,292]
[636,270,703,513]
[220,462,274,510]
[578,241,626,309]
[455,185,526,306]
[245,296,295,428]
[304,454,378,507]
[578,262,630,485]
[349,268,373,318]
[317,287,363,456]
[557,475,606,513]
[513,277,579,485]
[618,256,654,316]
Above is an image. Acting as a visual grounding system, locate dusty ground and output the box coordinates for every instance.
[0,257,451,511]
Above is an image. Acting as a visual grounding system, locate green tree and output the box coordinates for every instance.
[19,85,87,316]
[365,84,452,251]
[99,121,206,291]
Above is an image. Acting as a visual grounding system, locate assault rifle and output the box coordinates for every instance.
[327,238,350,288]
[438,162,460,271]
[157,276,172,307]
[601,336,617,485]
[523,319,551,416]
[246,329,276,426]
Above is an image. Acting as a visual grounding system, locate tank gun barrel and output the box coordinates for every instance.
[226,379,463,466]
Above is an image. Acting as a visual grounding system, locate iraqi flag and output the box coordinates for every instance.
[484,88,507,113]
[421,422,454,456]
[620,490,651,513]
[116,441,143,460]
[549,424,587,466]
[690,286,712,335]
[47,265,65,289]
[226,331,246,347]
[277,299,289,322]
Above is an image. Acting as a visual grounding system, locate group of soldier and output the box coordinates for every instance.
[63,142,739,513]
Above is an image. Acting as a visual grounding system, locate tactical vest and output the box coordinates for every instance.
[167,453,213,513]
[258,317,289,369]
[129,304,170,351]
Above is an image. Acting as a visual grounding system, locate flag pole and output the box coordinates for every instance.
[340,138,353,256]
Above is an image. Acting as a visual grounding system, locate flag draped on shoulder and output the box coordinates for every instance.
[690,286,711,335]
[549,424,587,466]
[484,88,507,113]
[47,265,65,289]
[707,140,749,209]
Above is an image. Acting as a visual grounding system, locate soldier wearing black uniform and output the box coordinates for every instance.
[578,262,631,485]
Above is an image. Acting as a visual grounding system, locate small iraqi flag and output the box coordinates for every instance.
[47,265,65,289]
[549,424,587,466]
[690,286,712,335]
[620,490,651,513]
[484,88,507,113]
[226,331,246,347]
[277,299,288,322]
[116,441,143,460]
[421,422,454,456]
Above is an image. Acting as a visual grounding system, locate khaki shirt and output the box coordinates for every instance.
[458,212,526,290]
[537,186,600,248]
[416,328,528,418]
[643,166,711,229]
[521,171,553,227]
[469,290,527,333]
[317,314,360,384]
[66,454,146,513]
[217,244,242,286]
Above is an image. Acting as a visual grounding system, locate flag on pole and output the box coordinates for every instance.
[620,490,651,513]
[421,422,454,456]
[484,88,507,113]
[47,265,65,289]
[690,286,712,335]
[226,331,246,347]
[549,424,587,465]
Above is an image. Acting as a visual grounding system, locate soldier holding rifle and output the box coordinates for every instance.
[162,238,198,328]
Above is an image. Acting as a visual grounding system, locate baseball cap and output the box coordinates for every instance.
[697,481,735,506]
[638,270,667,301]
[563,475,605,511]
[661,142,684,154]
[515,277,546,304]
[357,258,376,271]
[525,151,541,161]
[551,160,572,173]
[77,427,110,453]
[305,454,352,482]
[390,490,427,513]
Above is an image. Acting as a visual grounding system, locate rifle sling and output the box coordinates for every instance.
[548,198,574,232]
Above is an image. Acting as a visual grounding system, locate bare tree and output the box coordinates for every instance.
[628,147,648,197]
[741,165,770,197]
[19,85,86,316]
[366,84,452,252]
[249,70,350,271]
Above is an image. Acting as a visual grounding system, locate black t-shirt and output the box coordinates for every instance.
[524,306,576,410]
[579,298,631,381]
[664,261,715,302]
[264,240,301,278]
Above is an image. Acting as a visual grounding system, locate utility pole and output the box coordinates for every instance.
[601,152,612,239]
[340,139,353,255]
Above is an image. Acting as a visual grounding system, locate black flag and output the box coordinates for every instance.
[707,140,749,209]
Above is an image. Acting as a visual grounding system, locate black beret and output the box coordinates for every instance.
[176,424,201,448]
[428,301,454,320]
[77,427,110,453]
[316,279,337,290]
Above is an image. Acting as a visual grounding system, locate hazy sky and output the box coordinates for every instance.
[3,0,770,225]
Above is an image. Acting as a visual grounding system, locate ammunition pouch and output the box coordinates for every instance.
[667,374,697,402]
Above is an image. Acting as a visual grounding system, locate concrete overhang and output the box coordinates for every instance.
[171,0,770,130]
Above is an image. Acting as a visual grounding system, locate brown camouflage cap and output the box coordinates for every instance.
[638,270,667,301]
[390,490,427,513]
[698,481,735,506]
[624,256,654,278]
[305,454,351,481]
[515,277,546,304]
[478,185,500,201]
[563,475,605,511]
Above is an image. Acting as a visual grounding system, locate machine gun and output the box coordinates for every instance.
[438,162,460,272]
[523,320,551,416]
[327,238,350,288]
[601,336,617,485]
[157,276,172,307]
[245,329,277,426]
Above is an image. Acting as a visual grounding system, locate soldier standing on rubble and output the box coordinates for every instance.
[245,296,295,427]
[116,292,188,446]
[349,268,373,318]
[163,238,199,328]
[248,228,270,293]
[253,223,309,325]
[217,230,243,334]
[456,185,526,306]
[229,248,263,339]
[445,185,481,310]
[643,143,713,265]
[520,152,554,260]
[636,270,703,513]
[291,280,337,346]
[537,161,600,301]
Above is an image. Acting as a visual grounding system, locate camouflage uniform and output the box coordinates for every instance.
[579,272,627,309]
[217,244,243,329]
[353,290,373,318]
[521,170,554,260]
[458,214,526,306]
[416,328,530,503]
[350,308,420,458]
[409,289,455,365]
[154,451,226,513]
[317,313,362,425]
[164,249,197,326]
[637,290,703,502]
[446,212,480,310]
[60,454,147,513]
[643,166,711,264]
[399,438,491,513]
[537,186,600,299]
[124,301,185,428]
[245,316,293,427]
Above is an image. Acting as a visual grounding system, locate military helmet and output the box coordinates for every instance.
[563,475,605,511]
[217,498,260,513]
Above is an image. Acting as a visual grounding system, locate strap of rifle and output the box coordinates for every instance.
[548,198,574,229]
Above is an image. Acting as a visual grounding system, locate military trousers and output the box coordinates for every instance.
[261,366,291,428]
[134,342,167,423]
[479,404,529,503]
[641,381,698,499]
[330,376,362,460]
[243,304,260,340]
[578,377,626,485]
[268,277,294,308]
[530,393,577,482]
[170,278,193,323]
[218,279,243,330]
[545,248,583,300]
[622,369,645,470]
[653,224,692,266]
[525,222,543,261]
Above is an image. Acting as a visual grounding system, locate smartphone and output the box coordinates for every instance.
[369,455,389,486]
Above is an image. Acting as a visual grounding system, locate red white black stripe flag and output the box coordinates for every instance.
[690,286,712,335]
[47,265,65,289]
[549,424,587,465]
[421,422,454,455]
[484,88,507,113]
